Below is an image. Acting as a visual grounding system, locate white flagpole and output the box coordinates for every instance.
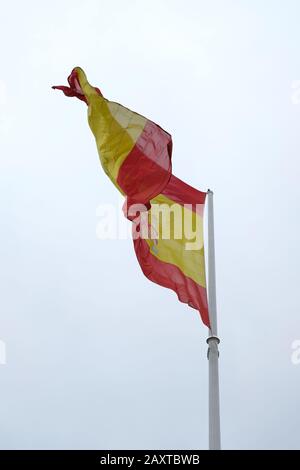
[206,189,221,450]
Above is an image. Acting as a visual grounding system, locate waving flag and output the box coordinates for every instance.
[53,67,172,214]
[53,67,209,327]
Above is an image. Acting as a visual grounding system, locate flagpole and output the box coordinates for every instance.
[206,189,221,450]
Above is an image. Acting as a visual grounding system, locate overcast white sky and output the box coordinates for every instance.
[1,0,300,450]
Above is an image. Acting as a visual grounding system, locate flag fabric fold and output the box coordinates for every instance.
[53,67,210,327]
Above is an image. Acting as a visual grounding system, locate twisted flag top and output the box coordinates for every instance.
[53,67,172,214]
[53,67,210,327]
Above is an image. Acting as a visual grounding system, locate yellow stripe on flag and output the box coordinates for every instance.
[144,194,206,288]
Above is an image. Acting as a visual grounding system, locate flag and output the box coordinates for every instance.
[53,67,209,327]
[53,67,172,213]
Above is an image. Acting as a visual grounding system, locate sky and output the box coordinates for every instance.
[0,0,300,450]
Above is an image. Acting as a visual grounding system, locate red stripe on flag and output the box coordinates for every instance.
[161,175,206,215]
[117,120,172,208]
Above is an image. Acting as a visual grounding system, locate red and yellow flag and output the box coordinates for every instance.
[53,67,209,327]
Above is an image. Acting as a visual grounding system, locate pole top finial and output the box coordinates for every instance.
[207,189,214,195]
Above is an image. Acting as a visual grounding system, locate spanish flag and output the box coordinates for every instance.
[53,68,209,327]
